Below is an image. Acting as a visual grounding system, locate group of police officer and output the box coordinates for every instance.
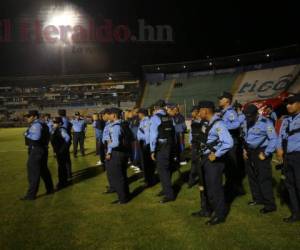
[22,92,300,225]
[22,109,87,199]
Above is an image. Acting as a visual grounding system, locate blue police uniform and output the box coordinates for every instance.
[46,119,54,133]
[267,111,277,125]
[93,121,103,141]
[277,112,300,217]
[220,105,245,196]
[219,105,240,131]
[102,121,111,144]
[242,116,277,211]
[24,119,53,199]
[150,109,175,201]
[50,126,71,188]
[137,117,150,144]
[238,112,246,126]
[202,114,233,220]
[137,116,155,186]
[70,118,86,157]
[62,117,71,131]
[106,120,129,203]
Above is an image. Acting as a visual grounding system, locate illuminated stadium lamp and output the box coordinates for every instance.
[266,53,270,58]
[237,58,240,62]
[108,76,112,80]
[183,65,187,69]
[44,7,78,44]
[46,9,77,27]
[209,62,213,66]
[157,66,160,71]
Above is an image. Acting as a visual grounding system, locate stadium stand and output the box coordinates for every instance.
[168,73,236,112]
[141,79,174,107]
[0,73,140,125]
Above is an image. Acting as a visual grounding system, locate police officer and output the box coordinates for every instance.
[106,108,130,204]
[71,112,86,157]
[102,109,115,194]
[58,109,72,178]
[196,101,233,225]
[167,104,187,166]
[92,112,106,166]
[242,104,277,214]
[277,94,300,223]
[150,100,176,203]
[129,107,141,172]
[190,104,213,218]
[21,110,54,200]
[188,105,202,187]
[137,108,155,187]
[218,91,245,197]
[50,117,71,189]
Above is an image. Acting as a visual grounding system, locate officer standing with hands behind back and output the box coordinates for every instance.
[242,104,277,214]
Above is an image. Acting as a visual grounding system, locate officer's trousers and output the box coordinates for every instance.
[26,146,53,198]
[285,152,300,214]
[156,143,175,199]
[96,138,105,163]
[188,145,200,185]
[196,155,211,213]
[139,141,155,185]
[203,157,226,218]
[56,149,70,186]
[73,132,85,156]
[106,151,129,202]
[224,139,245,194]
[245,148,276,210]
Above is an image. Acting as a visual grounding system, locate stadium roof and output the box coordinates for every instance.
[142,45,300,73]
[0,72,137,86]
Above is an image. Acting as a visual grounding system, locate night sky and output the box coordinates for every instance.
[0,0,298,76]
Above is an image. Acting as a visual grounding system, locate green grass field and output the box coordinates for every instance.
[0,126,299,250]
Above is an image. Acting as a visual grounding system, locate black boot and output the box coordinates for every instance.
[283,213,300,223]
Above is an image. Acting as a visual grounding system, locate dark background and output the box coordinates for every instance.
[0,0,298,76]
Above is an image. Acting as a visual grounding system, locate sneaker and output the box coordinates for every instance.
[180,161,187,166]
[96,160,102,166]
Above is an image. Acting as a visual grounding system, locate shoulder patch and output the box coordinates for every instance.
[267,126,274,133]
[228,112,235,121]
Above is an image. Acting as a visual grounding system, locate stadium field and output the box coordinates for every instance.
[0,126,299,250]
